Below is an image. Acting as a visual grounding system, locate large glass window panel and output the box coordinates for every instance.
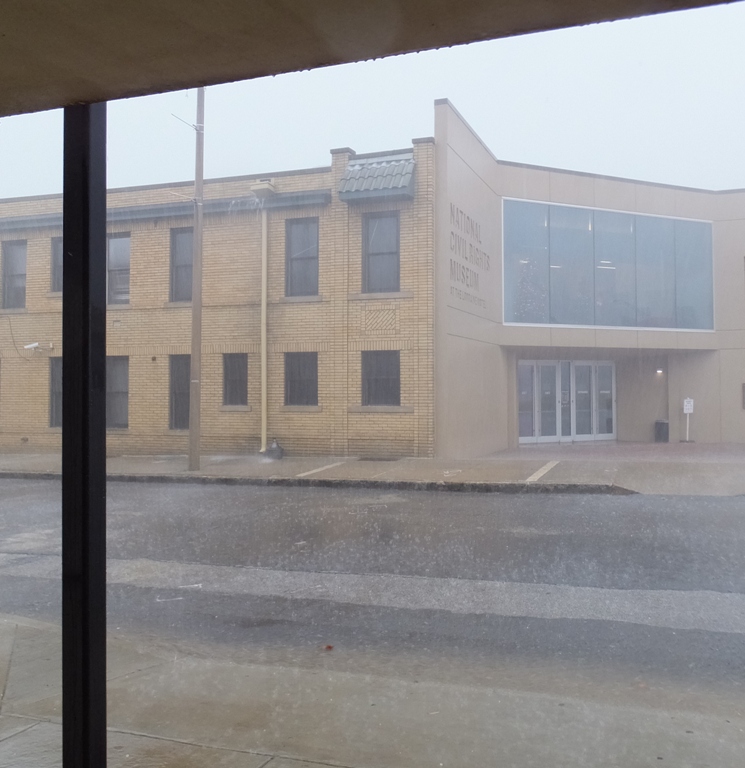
[594,210,636,327]
[635,215,675,328]
[169,354,190,429]
[363,213,399,293]
[503,200,549,323]
[675,219,713,329]
[361,350,400,406]
[106,356,129,429]
[2,240,27,309]
[560,361,572,437]
[518,363,535,438]
[549,206,594,325]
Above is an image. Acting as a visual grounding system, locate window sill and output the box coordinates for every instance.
[107,303,130,310]
[107,427,129,432]
[47,426,62,432]
[163,301,191,308]
[278,294,324,303]
[46,291,62,299]
[0,307,27,314]
[281,405,322,413]
[348,291,413,301]
[220,405,252,412]
[348,405,414,413]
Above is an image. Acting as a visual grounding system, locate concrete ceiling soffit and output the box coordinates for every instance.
[0,0,731,117]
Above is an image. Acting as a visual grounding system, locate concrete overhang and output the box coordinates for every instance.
[0,0,733,118]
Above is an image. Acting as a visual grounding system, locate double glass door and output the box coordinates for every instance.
[518,360,615,443]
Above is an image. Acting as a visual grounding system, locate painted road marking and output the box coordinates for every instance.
[296,461,346,478]
[526,460,559,483]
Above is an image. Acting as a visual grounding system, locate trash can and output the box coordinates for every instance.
[654,419,669,443]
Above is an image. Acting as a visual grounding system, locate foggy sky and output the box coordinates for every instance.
[1,1,744,199]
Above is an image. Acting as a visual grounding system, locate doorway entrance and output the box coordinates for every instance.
[518,360,616,443]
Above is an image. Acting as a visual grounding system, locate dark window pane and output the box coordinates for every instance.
[635,215,675,328]
[503,201,549,323]
[284,352,318,406]
[49,357,62,428]
[594,211,636,327]
[2,240,27,309]
[170,354,190,429]
[51,237,63,293]
[675,220,713,329]
[108,234,131,304]
[364,214,399,293]
[286,218,319,296]
[362,350,400,406]
[106,356,129,428]
[170,227,193,302]
[548,206,594,325]
[223,353,248,406]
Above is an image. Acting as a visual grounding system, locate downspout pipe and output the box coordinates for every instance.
[260,206,268,453]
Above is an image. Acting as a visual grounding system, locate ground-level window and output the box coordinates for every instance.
[49,357,62,428]
[106,356,129,428]
[51,237,63,293]
[363,212,399,293]
[170,227,193,302]
[2,240,27,309]
[285,218,319,297]
[361,350,400,406]
[223,353,248,406]
[107,233,131,305]
[169,354,190,429]
[285,352,318,406]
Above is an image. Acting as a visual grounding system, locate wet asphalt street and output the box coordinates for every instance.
[1,478,744,707]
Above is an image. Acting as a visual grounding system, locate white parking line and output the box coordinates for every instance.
[526,460,559,483]
[296,461,346,478]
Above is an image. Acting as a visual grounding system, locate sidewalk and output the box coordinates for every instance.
[1,442,745,495]
[2,614,744,768]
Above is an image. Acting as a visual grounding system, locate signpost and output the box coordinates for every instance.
[683,398,694,442]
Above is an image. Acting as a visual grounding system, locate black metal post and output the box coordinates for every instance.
[62,102,108,768]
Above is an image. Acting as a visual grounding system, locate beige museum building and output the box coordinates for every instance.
[1,100,744,458]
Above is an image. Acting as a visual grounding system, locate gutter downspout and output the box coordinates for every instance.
[260,206,268,453]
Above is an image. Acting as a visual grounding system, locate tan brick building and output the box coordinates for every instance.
[2,100,745,458]
[0,138,436,457]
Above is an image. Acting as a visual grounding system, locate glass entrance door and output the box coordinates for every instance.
[517,360,616,443]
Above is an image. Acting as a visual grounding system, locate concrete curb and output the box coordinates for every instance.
[0,470,637,495]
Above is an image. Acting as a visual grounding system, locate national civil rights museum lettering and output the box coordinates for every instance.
[449,203,491,310]
[503,199,713,330]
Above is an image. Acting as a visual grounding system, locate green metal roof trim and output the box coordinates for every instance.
[0,190,332,234]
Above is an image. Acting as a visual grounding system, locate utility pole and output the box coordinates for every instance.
[188,87,205,471]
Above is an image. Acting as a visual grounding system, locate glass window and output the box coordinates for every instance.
[170,227,193,302]
[2,240,27,309]
[675,219,713,329]
[51,236,63,293]
[593,211,636,327]
[635,215,675,328]
[503,200,549,323]
[169,354,190,429]
[285,352,318,406]
[549,205,594,325]
[223,353,248,406]
[362,350,400,406]
[286,218,319,296]
[49,356,62,428]
[363,213,399,293]
[517,362,535,438]
[107,233,131,305]
[106,356,129,428]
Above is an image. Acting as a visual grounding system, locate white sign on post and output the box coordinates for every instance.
[683,398,694,442]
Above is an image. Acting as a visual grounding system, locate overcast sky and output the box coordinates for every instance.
[2,1,744,198]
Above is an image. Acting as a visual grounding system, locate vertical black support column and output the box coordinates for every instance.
[62,102,107,768]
